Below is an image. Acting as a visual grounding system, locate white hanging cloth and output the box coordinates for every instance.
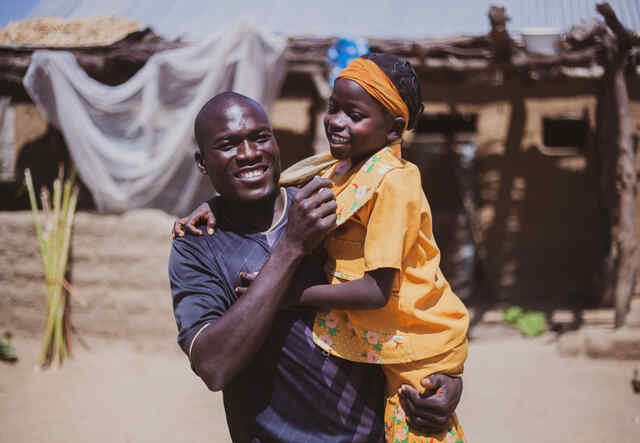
[23,23,287,215]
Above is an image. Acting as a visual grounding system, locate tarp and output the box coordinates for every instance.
[23,23,286,215]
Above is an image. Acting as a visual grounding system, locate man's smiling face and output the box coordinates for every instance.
[195,95,281,204]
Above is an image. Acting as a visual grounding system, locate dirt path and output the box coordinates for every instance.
[2,332,639,443]
[460,335,640,442]
[0,337,230,443]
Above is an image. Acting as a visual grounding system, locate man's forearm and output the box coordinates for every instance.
[190,177,337,391]
[190,239,304,391]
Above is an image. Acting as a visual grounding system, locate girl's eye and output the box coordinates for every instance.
[350,112,364,122]
[327,101,337,113]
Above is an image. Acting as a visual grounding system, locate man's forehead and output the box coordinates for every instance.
[209,101,269,135]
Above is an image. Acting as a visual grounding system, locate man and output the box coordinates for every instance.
[169,92,462,442]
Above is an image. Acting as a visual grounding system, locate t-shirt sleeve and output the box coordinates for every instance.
[169,236,233,358]
[363,166,423,272]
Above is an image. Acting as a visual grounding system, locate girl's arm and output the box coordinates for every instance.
[298,267,396,310]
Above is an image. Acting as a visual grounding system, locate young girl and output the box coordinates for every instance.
[280,53,469,443]
[176,53,469,443]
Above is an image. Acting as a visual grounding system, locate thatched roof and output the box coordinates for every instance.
[0,27,181,101]
[0,16,141,47]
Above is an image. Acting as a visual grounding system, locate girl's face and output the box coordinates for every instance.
[324,78,394,161]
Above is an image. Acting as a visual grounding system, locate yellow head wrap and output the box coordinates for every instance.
[337,57,410,133]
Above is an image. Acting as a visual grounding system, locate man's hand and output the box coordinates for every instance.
[398,374,463,434]
[282,177,336,255]
[172,201,216,238]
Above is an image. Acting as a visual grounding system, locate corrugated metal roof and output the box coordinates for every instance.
[16,0,640,40]
[509,0,640,32]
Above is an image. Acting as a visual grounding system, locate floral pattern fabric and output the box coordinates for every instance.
[324,148,401,228]
[384,399,467,443]
[314,310,410,364]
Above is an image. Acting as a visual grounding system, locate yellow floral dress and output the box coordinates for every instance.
[311,141,469,443]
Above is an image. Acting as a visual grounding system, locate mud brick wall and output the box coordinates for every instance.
[0,210,176,339]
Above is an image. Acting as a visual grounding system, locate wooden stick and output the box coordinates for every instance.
[593,2,637,327]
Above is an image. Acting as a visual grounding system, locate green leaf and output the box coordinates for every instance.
[503,306,524,324]
[0,336,17,362]
[516,311,547,337]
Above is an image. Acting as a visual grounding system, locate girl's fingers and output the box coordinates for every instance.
[172,218,188,238]
[206,213,216,235]
[235,271,257,294]
[191,212,217,235]
[186,220,203,235]
[180,203,216,236]
[240,272,258,285]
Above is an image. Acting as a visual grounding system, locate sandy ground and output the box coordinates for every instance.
[2,332,639,443]
[2,211,640,442]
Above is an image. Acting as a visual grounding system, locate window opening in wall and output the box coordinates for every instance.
[414,113,477,135]
[541,113,590,155]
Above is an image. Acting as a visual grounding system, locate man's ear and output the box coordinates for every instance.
[195,151,207,175]
[386,116,405,144]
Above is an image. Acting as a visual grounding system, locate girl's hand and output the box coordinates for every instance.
[398,374,462,434]
[235,272,258,295]
[172,202,216,238]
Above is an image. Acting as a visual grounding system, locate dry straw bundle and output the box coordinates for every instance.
[24,166,78,368]
[0,16,141,47]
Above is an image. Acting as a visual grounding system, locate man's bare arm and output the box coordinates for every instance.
[190,179,336,391]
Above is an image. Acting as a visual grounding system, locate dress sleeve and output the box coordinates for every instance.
[363,166,423,272]
[168,236,234,358]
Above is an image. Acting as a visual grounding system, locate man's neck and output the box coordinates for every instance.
[217,188,285,234]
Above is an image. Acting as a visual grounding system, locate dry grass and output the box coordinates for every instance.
[0,16,141,47]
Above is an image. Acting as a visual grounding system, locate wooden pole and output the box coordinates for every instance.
[593,3,637,327]
[309,70,331,155]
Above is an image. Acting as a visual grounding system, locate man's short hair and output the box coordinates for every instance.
[194,92,268,151]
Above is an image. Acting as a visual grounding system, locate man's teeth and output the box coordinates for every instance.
[238,169,265,179]
[331,135,349,144]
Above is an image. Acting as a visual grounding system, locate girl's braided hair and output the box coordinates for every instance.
[361,52,424,131]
